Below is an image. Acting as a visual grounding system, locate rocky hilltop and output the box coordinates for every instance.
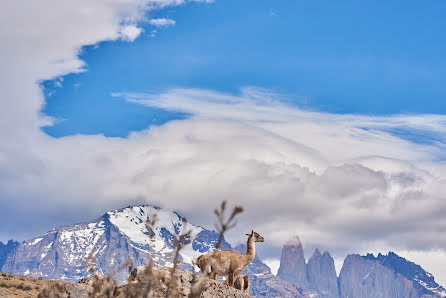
[0,269,252,298]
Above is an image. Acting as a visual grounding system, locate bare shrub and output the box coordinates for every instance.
[214,200,244,250]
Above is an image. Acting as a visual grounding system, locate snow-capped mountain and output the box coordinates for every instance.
[1,205,230,283]
[1,205,308,297]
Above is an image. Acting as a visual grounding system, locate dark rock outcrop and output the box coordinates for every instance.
[277,236,308,288]
[306,249,338,298]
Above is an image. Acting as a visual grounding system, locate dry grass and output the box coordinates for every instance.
[0,272,84,298]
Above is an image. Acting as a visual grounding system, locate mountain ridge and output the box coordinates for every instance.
[2,206,445,298]
[277,236,446,298]
[0,204,306,297]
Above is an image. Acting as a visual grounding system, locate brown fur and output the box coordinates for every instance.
[196,255,214,279]
[223,274,250,294]
[196,230,264,287]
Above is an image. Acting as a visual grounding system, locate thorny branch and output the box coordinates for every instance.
[214,200,244,250]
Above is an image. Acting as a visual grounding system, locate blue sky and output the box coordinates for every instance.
[42,0,446,137]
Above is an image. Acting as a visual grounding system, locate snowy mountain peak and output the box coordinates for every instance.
[1,204,228,282]
[106,205,207,267]
[107,205,203,247]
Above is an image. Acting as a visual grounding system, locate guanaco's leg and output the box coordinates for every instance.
[232,270,242,287]
[227,272,235,287]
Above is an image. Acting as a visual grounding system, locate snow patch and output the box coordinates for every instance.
[108,205,205,265]
[29,238,43,245]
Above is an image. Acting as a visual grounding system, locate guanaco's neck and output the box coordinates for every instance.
[245,237,256,263]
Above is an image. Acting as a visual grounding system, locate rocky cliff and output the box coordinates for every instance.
[275,236,446,298]
[364,252,446,297]
[307,249,338,298]
[0,240,18,270]
[339,254,417,298]
[277,236,308,288]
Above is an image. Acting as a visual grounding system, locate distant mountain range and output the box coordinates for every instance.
[277,236,446,298]
[1,205,445,297]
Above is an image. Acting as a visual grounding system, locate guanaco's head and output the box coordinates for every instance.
[246,230,264,242]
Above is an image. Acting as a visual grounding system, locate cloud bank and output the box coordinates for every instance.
[1,0,446,287]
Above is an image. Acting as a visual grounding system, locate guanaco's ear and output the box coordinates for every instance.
[246,233,250,236]
[251,230,254,235]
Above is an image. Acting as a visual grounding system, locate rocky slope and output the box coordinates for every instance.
[0,272,88,298]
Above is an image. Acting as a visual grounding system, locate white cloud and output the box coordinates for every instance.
[1,0,446,288]
[120,25,143,41]
[150,29,158,38]
[264,258,280,275]
[149,18,176,27]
